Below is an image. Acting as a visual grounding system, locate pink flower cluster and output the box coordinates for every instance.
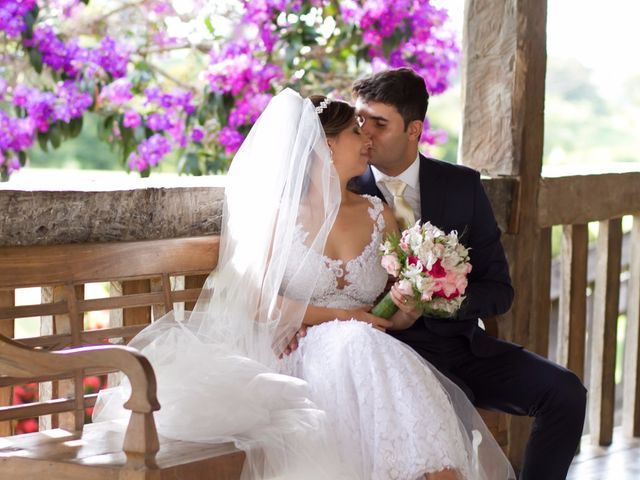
[379,221,472,316]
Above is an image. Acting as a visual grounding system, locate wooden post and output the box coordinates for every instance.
[623,215,640,437]
[589,218,623,446]
[531,227,551,358]
[0,289,15,436]
[122,280,152,342]
[42,285,85,431]
[460,0,548,469]
[557,224,588,380]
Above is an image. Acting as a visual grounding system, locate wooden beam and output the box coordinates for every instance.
[460,0,519,175]
[538,173,640,227]
[461,0,548,470]
[589,218,623,446]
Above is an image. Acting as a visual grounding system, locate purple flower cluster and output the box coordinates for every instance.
[127,134,172,172]
[206,44,281,153]
[104,85,201,172]
[0,110,36,154]
[341,0,458,96]
[12,82,92,132]
[218,127,244,155]
[99,78,134,105]
[144,86,196,114]
[29,26,131,79]
[0,109,36,175]
[0,150,22,176]
[0,0,37,38]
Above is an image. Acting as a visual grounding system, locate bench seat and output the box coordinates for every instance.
[0,420,244,480]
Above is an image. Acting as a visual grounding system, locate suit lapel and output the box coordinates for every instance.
[419,155,447,228]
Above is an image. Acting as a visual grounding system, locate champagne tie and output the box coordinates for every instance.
[382,179,415,230]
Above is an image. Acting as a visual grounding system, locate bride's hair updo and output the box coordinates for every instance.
[309,95,355,137]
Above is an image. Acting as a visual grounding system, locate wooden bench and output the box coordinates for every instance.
[0,235,507,479]
[0,236,245,479]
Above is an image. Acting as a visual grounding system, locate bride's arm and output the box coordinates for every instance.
[303,304,393,330]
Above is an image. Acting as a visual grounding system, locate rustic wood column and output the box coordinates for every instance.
[0,290,15,436]
[460,0,548,470]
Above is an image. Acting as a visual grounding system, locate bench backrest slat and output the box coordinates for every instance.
[0,236,219,289]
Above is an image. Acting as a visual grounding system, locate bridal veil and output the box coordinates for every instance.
[94,88,515,480]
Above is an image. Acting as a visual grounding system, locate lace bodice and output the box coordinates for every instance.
[283,195,389,310]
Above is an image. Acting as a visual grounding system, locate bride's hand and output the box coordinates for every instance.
[389,283,421,320]
[279,325,308,358]
[342,306,394,331]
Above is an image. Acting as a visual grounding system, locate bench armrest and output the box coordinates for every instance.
[0,334,160,465]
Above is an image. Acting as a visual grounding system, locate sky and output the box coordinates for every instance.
[444,0,640,93]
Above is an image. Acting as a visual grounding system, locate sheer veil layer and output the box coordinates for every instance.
[94,89,349,478]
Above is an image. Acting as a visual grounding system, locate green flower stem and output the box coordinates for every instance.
[371,292,398,319]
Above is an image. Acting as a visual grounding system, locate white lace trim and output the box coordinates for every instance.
[283,195,388,310]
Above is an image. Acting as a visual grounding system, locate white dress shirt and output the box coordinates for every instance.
[371,155,422,220]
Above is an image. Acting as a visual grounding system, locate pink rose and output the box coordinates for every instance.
[421,288,434,302]
[381,254,400,276]
[396,279,414,297]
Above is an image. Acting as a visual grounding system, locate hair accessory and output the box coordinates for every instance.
[315,98,332,114]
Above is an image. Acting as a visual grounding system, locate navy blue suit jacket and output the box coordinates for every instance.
[354,155,519,356]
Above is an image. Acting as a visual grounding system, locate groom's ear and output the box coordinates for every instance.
[407,120,423,141]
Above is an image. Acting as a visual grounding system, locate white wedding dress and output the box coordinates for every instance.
[280,195,473,479]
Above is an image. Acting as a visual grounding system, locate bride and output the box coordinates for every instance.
[94,89,515,480]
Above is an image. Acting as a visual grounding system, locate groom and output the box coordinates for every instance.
[352,68,586,480]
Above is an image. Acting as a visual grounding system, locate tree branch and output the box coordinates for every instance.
[143,61,196,92]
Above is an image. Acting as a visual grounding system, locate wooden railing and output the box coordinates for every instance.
[531,172,640,445]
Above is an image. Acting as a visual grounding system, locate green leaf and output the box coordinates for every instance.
[29,48,43,75]
[59,120,69,140]
[204,16,215,35]
[49,123,62,149]
[178,152,202,176]
[69,116,83,138]
[18,151,27,167]
[37,131,48,152]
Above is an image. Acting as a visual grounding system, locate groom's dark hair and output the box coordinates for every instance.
[352,67,429,130]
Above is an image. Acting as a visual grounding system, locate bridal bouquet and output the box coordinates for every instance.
[372,221,472,319]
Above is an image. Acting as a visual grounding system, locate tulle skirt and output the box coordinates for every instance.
[93,314,515,479]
